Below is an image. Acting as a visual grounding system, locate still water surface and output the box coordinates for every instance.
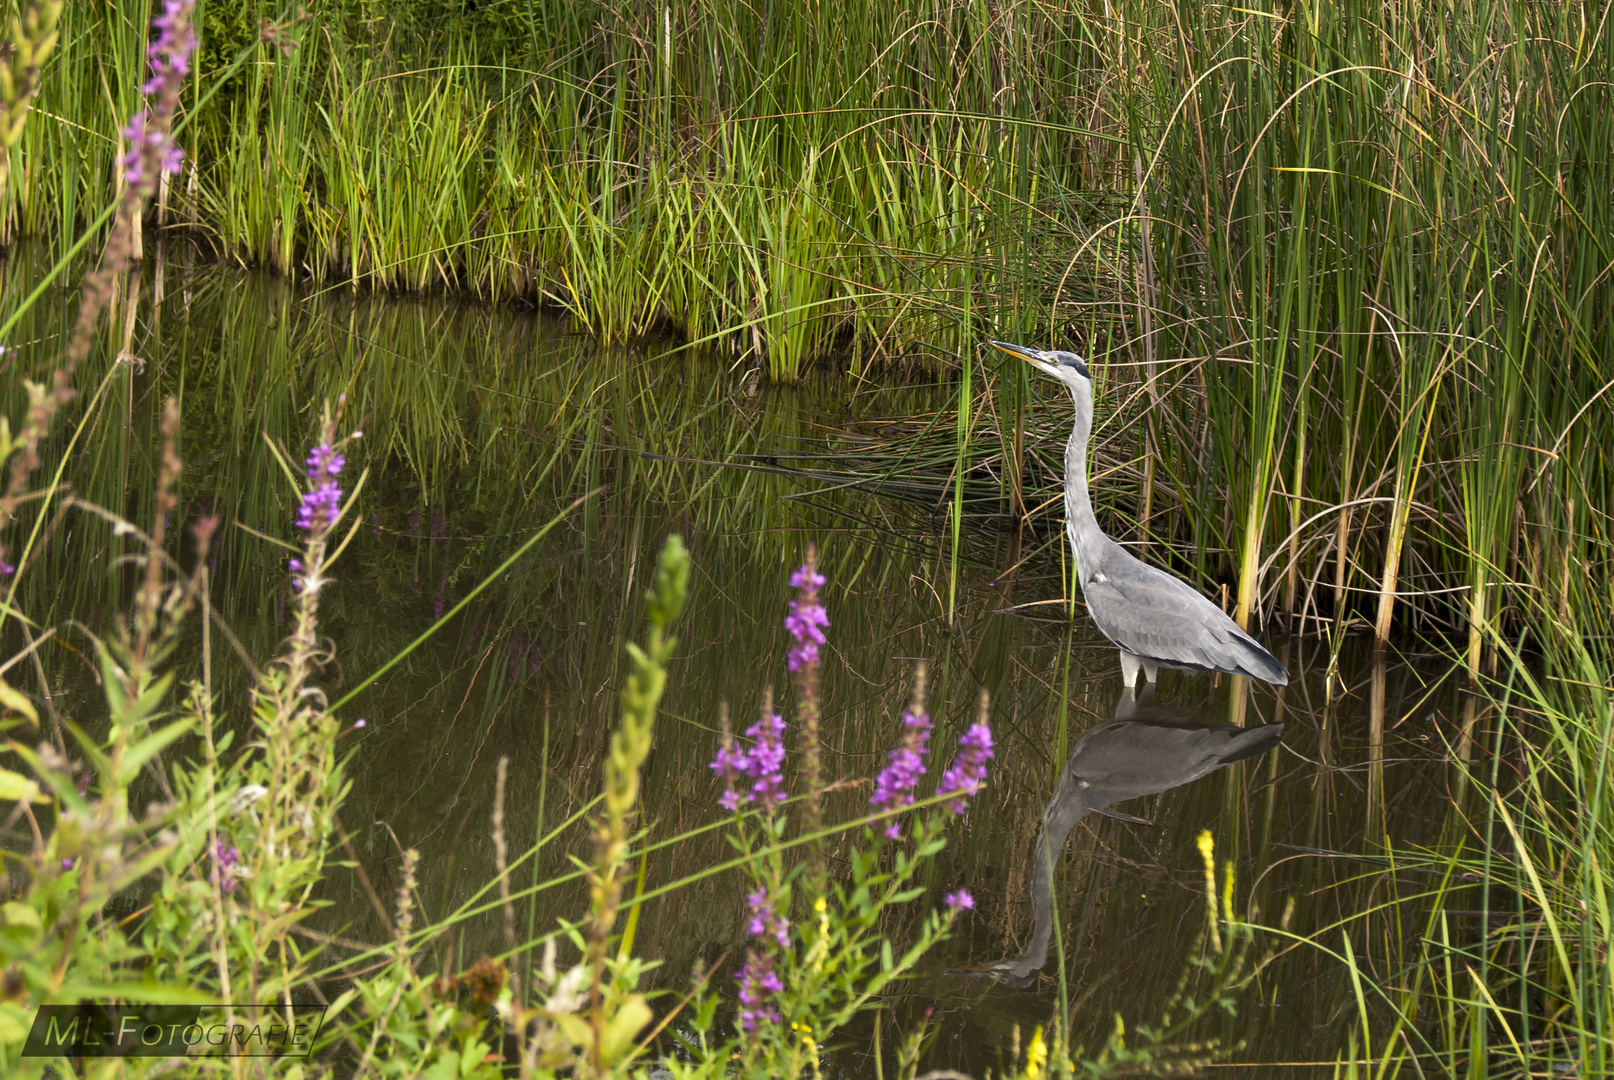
[4,249,1484,1075]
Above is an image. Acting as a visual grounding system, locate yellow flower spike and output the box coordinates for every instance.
[1025,1025,1047,1079]
[1196,829,1223,954]
[805,894,832,973]
[1222,859,1237,925]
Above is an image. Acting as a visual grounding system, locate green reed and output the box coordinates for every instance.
[1311,599,1614,1076]
[5,0,1098,381]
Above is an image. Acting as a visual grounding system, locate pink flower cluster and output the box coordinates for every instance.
[121,0,196,194]
[785,565,829,672]
[709,711,788,812]
[869,705,932,838]
[937,723,995,813]
[736,886,790,1032]
[295,443,345,533]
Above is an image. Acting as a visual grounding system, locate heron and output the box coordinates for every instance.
[989,340,1287,689]
[973,689,1284,986]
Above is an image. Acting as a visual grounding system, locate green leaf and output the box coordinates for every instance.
[0,768,46,803]
[600,993,653,1065]
[118,717,195,781]
[0,678,38,726]
[53,982,214,1004]
[2,901,42,932]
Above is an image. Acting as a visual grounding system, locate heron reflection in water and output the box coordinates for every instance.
[972,689,1283,986]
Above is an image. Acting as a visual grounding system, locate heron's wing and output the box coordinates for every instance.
[1068,720,1284,804]
[1079,554,1288,684]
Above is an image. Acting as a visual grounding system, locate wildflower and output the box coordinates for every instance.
[355,718,367,729]
[745,710,787,807]
[736,952,783,1033]
[944,890,974,912]
[0,559,14,576]
[746,887,791,949]
[785,564,829,673]
[737,886,789,1034]
[786,550,827,853]
[937,722,994,813]
[870,698,931,839]
[294,442,345,534]
[708,707,788,812]
[1025,1025,1048,1080]
[709,709,750,812]
[210,840,241,894]
[119,0,196,196]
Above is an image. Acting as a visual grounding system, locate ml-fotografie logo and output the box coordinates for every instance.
[22,1002,328,1058]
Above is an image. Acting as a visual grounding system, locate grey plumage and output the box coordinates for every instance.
[989,340,1288,688]
[973,689,1284,986]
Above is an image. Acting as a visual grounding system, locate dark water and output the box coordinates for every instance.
[2,247,1485,1075]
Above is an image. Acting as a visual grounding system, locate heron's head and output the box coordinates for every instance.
[987,340,1089,387]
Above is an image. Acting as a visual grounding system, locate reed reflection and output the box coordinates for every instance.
[975,687,1284,986]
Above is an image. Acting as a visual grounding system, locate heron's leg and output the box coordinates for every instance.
[1143,659,1160,684]
[1118,651,1141,688]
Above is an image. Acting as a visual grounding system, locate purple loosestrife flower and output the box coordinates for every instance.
[736,953,784,1033]
[120,0,196,197]
[937,722,995,814]
[295,442,345,534]
[786,549,828,857]
[708,709,789,812]
[709,709,749,812]
[746,887,791,949]
[211,840,241,894]
[736,887,790,1033]
[785,565,829,673]
[944,890,975,912]
[745,711,787,808]
[870,704,931,839]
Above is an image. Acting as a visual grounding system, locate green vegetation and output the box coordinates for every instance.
[7,0,1607,647]
[3,0,1614,1076]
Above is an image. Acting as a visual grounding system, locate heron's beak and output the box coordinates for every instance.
[988,340,1060,377]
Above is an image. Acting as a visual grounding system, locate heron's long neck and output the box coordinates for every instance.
[1008,788,1091,981]
[1063,381,1102,568]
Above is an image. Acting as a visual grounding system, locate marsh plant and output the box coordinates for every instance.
[691,552,993,1074]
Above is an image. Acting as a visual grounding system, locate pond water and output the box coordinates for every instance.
[3,245,1489,1075]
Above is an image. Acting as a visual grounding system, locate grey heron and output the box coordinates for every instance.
[990,340,1287,689]
[974,689,1284,986]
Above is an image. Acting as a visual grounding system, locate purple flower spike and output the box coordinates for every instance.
[294,443,346,535]
[710,742,749,813]
[306,444,345,479]
[736,886,790,1034]
[871,705,932,839]
[937,722,995,814]
[736,952,783,1033]
[211,840,241,894]
[120,0,196,196]
[745,712,788,808]
[709,708,789,813]
[746,887,792,950]
[785,563,829,673]
[944,890,975,912]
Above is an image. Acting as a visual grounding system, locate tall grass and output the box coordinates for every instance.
[9,1,1611,653]
[5,0,1092,382]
